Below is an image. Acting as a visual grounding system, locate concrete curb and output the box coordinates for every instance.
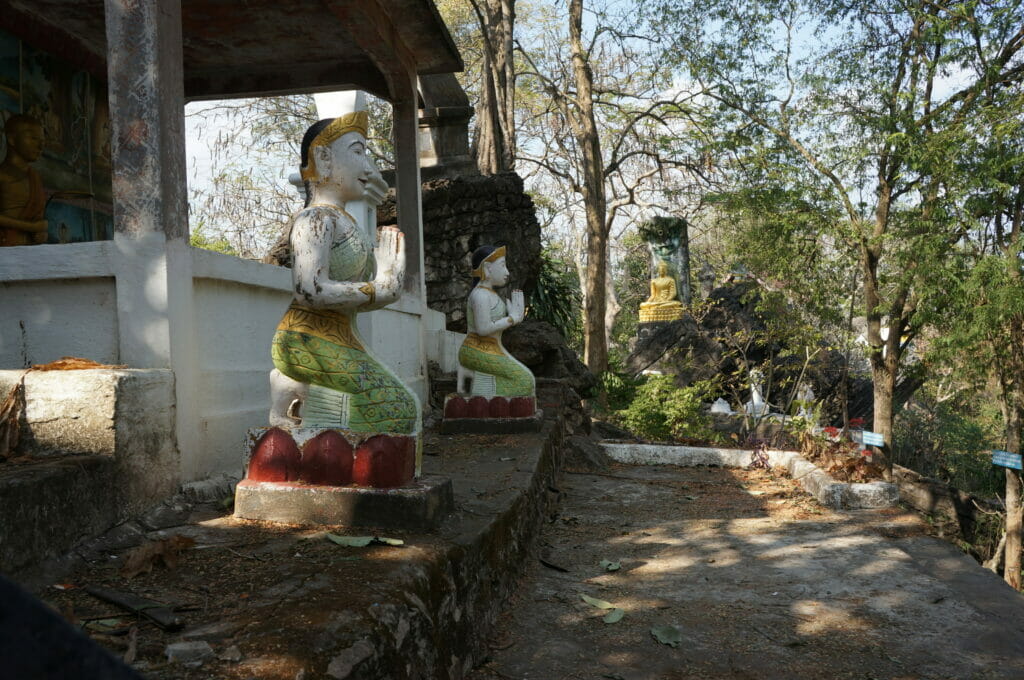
[600,443,898,510]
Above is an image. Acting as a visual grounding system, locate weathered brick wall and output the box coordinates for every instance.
[377,171,542,333]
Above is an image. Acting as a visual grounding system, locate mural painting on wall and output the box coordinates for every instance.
[0,28,113,247]
[0,30,17,112]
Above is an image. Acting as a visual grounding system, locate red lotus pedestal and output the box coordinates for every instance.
[440,395,543,434]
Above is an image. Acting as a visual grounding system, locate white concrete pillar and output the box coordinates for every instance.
[104,0,200,481]
[392,75,426,300]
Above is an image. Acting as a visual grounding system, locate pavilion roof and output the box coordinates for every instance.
[1,0,463,101]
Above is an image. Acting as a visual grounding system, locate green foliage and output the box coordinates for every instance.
[893,390,1004,497]
[615,376,722,444]
[652,0,1024,461]
[189,221,237,255]
[610,232,653,351]
[598,366,641,413]
[528,247,583,350]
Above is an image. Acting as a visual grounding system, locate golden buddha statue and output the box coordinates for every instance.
[639,260,684,322]
[0,115,48,247]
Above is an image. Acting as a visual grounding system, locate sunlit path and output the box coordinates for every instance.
[470,463,1024,680]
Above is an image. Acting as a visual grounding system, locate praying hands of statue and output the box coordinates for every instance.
[369,225,405,308]
[508,290,526,324]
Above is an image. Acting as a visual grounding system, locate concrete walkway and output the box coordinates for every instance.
[470,462,1024,680]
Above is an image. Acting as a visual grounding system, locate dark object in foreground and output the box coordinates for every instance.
[0,575,144,679]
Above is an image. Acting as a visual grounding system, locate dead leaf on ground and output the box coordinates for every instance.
[120,535,196,578]
[580,593,617,609]
[651,624,683,647]
[603,608,625,624]
[86,618,130,634]
[326,533,404,547]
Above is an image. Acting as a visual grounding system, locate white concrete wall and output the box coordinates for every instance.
[0,242,120,368]
[1,242,450,483]
[190,249,292,478]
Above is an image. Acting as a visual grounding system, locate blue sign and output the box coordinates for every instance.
[862,431,884,447]
[992,450,1023,470]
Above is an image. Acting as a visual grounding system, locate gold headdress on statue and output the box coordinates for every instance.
[300,111,369,182]
[471,246,507,279]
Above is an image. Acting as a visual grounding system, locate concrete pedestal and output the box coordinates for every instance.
[439,411,544,435]
[637,320,676,342]
[233,474,453,530]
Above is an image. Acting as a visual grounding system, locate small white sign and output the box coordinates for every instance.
[992,450,1023,470]
[862,431,884,447]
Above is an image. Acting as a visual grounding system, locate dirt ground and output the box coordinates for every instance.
[469,462,1024,680]
[38,430,522,679]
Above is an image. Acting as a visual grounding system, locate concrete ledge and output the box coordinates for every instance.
[233,474,454,531]
[17,381,577,677]
[601,443,898,510]
[0,369,179,574]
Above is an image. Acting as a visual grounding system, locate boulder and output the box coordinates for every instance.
[564,435,612,471]
[503,319,597,398]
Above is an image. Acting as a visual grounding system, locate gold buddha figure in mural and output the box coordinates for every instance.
[639,260,684,322]
[0,114,48,247]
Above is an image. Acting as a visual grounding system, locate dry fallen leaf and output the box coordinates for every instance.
[120,535,196,578]
[0,373,27,461]
[32,357,127,371]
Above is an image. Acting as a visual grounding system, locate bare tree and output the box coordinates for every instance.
[186,94,394,259]
[187,96,316,258]
[468,0,518,173]
[515,0,710,371]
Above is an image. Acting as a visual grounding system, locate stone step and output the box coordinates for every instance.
[0,455,119,575]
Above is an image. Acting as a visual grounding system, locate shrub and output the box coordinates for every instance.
[528,249,582,350]
[615,376,722,444]
[893,396,1002,497]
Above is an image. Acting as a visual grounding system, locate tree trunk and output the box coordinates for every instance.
[582,194,608,372]
[868,349,897,479]
[1006,466,1022,590]
[472,0,516,174]
[1003,316,1024,589]
[568,0,608,373]
[604,262,620,352]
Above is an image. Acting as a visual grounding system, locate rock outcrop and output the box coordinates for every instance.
[503,319,597,399]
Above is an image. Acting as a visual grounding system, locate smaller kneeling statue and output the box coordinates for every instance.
[443,245,538,426]
[639,260,684,323]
